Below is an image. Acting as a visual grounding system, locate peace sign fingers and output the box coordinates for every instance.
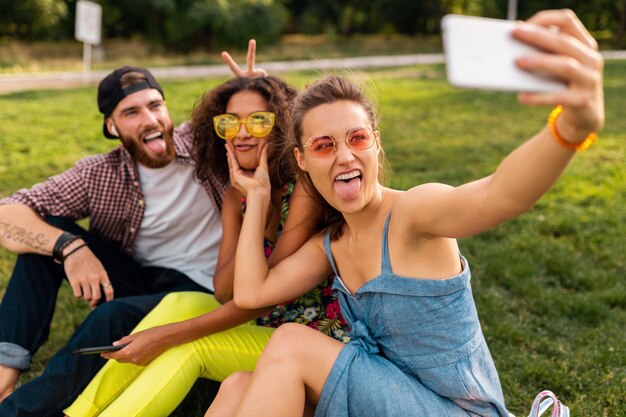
[221,39,268,78]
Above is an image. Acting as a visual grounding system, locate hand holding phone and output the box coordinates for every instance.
[72,343,128,355]
[441,14,567,92]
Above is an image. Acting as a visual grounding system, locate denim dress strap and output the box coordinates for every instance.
[380,212,393,275]
[323,232,340,279]
[323,212,393,278]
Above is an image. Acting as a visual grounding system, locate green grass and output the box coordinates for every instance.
[1,61,625,416]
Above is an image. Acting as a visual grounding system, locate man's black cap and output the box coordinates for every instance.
[97,66,164,139]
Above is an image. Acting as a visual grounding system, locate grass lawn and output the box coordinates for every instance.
[0,61,624,416]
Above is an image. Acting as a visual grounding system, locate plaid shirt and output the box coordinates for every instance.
[0,122,226,256]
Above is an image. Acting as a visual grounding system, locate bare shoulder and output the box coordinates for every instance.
[291,177,317,201]
[292,233,329,261]
[290,178,318,205]
[308,233,326,251]
[393,182,453,209]
[407,182,454,196]
[391,183,455,231]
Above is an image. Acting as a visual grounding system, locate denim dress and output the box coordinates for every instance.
[315,214,509,417]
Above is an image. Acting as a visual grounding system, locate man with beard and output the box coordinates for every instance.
[0,66,228,416]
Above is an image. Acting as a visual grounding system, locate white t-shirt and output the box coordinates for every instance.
[133,161,221,291]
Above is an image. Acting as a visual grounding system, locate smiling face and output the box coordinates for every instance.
[106,88,175,168]
[295,100,380,213]
[225,90,272,171]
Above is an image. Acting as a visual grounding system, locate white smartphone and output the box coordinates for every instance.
[441,14,567,92]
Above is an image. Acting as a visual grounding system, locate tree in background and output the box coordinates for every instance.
[0,0,623,49]
[92,0,288,51]
[181,0,289,49]
[0,0,68,40]
[282,0,343,35]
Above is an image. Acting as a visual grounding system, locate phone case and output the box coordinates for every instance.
[441,14,567,92]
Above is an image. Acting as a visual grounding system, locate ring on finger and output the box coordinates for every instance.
[102,282,112,288]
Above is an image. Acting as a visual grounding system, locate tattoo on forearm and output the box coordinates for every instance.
[0,222,51,254]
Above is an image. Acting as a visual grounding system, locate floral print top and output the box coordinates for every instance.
[242,178,350,343]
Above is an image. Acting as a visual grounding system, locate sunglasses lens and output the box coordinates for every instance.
[248,112,275,138]
[307,136,335,158]
[305,128,375,158]
[214,115,239,140]
[347,128,375,151]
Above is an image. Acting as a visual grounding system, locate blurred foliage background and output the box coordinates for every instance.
[0,0,624,50]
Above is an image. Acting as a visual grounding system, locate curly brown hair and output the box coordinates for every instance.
[191,76,297,189]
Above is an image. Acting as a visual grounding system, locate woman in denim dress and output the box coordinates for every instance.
[206,10,603,417]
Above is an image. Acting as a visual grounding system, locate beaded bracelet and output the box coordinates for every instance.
[547,105,597,152]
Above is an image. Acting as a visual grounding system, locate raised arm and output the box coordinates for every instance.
[267,180,322,267]
[235,229,331,309]
[215,143,323,302]
[399,9,604,239]
[230,164,329,309]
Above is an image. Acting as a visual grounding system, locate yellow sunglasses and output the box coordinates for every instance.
[213,111,275,140]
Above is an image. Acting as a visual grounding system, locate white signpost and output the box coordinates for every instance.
[507,0,518,20]
[75,0,102,82]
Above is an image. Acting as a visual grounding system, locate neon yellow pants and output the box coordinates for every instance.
[64,292,274,417]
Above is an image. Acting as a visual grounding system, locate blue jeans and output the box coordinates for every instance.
[0,218,210,417]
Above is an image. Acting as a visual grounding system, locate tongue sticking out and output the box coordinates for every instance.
[334,177,361,200]
[145,138,167,154]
